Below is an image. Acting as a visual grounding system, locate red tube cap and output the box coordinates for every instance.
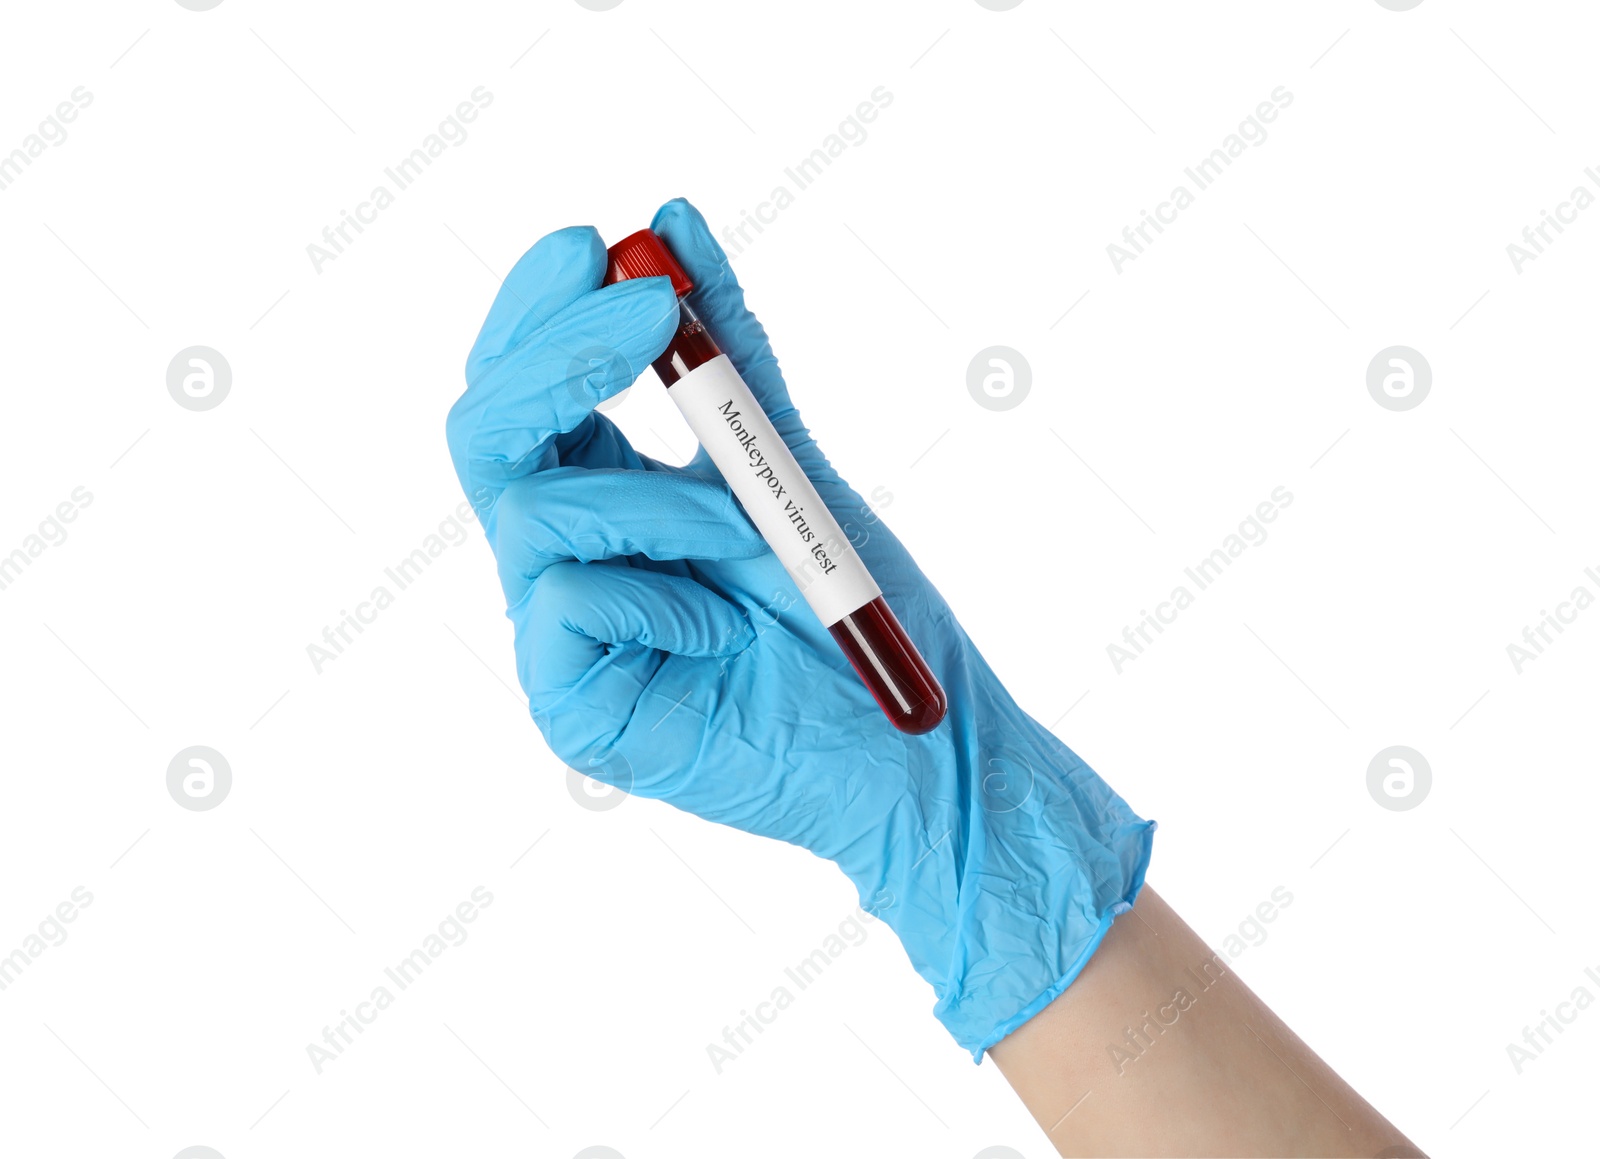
[604,229,694,296]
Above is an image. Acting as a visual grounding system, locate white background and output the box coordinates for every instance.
[2,1,1596,1156]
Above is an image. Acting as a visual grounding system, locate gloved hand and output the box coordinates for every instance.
[446,198,1155,1059]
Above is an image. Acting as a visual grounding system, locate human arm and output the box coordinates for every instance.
[990,884,1422,1157]
[443,198,1412,1155]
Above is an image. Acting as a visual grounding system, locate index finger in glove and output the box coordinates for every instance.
[464,225,607,384]
[446,274,680,510]
[650,199,797,423]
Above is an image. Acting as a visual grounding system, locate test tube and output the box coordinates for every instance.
[603,228,947,734]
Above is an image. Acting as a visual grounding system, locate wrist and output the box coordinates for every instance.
[867,708,1156,1060]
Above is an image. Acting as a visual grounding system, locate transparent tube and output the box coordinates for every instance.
[650,298,947,735]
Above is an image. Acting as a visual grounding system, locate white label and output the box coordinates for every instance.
[669,355,880,626]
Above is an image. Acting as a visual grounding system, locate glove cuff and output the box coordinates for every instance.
[864,723,1156,1062]
[942,816,1155,1061]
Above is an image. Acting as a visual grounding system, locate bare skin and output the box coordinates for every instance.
[989,886,1424,1158]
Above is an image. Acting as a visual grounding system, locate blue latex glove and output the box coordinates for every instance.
[446,198,1155,1059]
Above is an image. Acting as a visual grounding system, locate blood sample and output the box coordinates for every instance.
[603,229,947,734]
